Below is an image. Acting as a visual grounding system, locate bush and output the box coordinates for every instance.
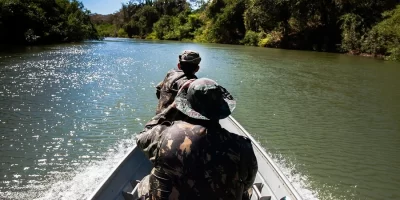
[374,5,400,60]
[117,28,128,38]
[387,47,400,61]
[258,31,282,47]
[145,32,157,39]
[241,31,260,46]
[96,24,117,37]
[339,13,365,53]
[361,5,400,60]
[361,29,387,56]
[193,21,214,43]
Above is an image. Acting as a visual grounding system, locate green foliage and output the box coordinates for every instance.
[0,0,99,45]
[258,31,282,47]
[193,21,213,43]
[205,0,246,44]
[151,12,204,41]
[87,0,400,61]
[145,31,157,39]
[365,5,400,60]
[360,29,387,56]
[114,0,193,38]
[117,28,128,38]
[339,13,365,53]
[153,15,176,40]
[240,31,259,46]
[96,23,117,37]
[244,0,286,33]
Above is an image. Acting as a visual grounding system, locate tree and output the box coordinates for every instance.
[0,0,99,45]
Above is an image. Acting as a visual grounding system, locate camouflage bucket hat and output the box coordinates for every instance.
[179,50,201,65]
[175,78,236,120]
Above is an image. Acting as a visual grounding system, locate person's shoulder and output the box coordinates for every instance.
[170,121,207,135]
[165,69,185,82]
[170,121,196,130]
[220,128,252,146]
[166,68,183,75]
[162,68,177,79]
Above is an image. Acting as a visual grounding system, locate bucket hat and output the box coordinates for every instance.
[179,50,201,65]
[174,78,236,120]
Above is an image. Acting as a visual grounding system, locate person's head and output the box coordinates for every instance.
[174,78,236,121]
[178,50,201,75]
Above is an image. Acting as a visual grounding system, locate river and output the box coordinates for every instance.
[0,38,399,200]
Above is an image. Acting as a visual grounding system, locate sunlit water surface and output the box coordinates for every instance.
[0,38,399,200]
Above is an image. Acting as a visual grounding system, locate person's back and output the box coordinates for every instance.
[155,69,196,114]
[155,50,201,114]
[137,78,258,200]
[150,120,257,200]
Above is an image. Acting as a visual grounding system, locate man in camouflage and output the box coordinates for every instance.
[155,50,201,115]
[137,78,258,200]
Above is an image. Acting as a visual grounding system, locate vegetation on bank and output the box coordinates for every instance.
[91,0,400,61]
[1,0,399,61]
[0,0,99,45]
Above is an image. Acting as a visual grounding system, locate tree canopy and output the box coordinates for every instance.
[0,0,99,45]
[1,0,399,60]
[92,0,400,60]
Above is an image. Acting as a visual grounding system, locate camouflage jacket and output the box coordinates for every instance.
[155,69,197,115]
[136,121,258,200]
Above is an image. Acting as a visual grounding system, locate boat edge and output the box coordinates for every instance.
[228,116,303,200]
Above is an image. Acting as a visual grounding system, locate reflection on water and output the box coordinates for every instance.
[1,38,399,200]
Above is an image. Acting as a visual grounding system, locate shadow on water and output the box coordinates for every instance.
[0,44,50,54]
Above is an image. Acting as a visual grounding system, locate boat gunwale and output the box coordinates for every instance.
[87,146,138,200]
[228,116,303,200]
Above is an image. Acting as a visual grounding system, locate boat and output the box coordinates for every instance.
[88,116,303,200]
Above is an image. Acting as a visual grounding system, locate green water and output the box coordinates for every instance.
[0,38,399,200]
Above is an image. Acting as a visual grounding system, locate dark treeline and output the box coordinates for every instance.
[92,0,400,61]
[1,0,399,60]
[0,0,99,45]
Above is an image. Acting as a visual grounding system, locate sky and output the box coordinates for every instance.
[81,0,129,14]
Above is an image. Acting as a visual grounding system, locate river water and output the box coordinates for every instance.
[0,38,399,200]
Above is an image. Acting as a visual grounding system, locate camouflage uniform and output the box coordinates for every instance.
[155,69,197,115]
[137,120,257,200]
[155,50,201,115]
[137,78,258,200]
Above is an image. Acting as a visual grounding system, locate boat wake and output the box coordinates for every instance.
[2,136,319,200]
[269,153,320,200]
[1,136,137,200]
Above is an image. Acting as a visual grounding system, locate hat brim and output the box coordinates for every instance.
[175,86,236,120]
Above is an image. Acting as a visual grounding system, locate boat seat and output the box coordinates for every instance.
[122,180,140,200]
[125,177,273,200]
[251,172,273,200]
[251,182,272,200]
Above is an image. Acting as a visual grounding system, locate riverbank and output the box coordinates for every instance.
[91,1,400,61]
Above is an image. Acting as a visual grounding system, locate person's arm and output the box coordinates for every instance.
[136,124,168,162]
[242,139,258,200]
[137,103,177,161]
[143,104,178,130]
[156,70,174,99]
[156,81,163,99]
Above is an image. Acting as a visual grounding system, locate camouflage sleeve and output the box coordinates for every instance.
[136,124,169,162]
[156,70,174,99]
[143,104,180,131]
[242,139,258,199]
[156,80,163,99]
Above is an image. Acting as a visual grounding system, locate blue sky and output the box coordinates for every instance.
[82,0,129,14]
